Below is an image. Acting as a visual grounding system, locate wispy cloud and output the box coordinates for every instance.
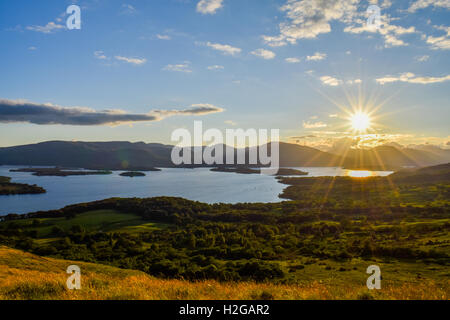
[0,99,224,126]
[121,4,137,15]
[197,0,224,15]
[306,52,327,61]
[344,16,417,48]
[94,51,108,60]
[416,55,430,62]
[207,65,224,70]
[205,42,241,56]
[346,79,362,85]
[26,22,65,34]
[163,62,192,73]
[156,34,171,40]
[251,48,276,60]
[320,76,342,86]
[115,56,147,65]
[224,120,237,126]
[285,57,301,63]
[376,72,450,84]
[303,120,328,129]
[408,0,450,12]
[425,25,450,50]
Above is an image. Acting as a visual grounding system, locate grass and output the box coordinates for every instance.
[0,246,448,300]
[3,210,170,237]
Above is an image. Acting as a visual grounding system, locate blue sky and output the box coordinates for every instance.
[0,0,449,150]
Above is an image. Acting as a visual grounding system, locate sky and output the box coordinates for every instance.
[0,0,449,151]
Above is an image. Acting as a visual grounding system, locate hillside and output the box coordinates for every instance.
[0,141,343,169]
[0,141,174,170]
[343,146,450,170]
[1,140,449,171]
[0,246,447,300]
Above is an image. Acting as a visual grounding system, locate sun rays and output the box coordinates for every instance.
[350,112,372,132]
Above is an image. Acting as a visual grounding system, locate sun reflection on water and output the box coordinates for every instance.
[346,170,375,178]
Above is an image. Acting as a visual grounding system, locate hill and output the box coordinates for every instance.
[0,141,343,170]
[0,246,447,300]
[343,146,450,170]
[0,141,173,170]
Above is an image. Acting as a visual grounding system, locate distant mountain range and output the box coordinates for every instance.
[342,145,450,170]
[0,141,448,171]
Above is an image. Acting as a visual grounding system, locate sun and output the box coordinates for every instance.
[350,112,371,132]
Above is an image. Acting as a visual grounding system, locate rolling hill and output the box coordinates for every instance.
[0,141,343,170]
[343,145,450,169]
[0,140,448,170]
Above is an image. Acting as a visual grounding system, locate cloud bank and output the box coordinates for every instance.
[0,99,224,126]
[376,73,450,84]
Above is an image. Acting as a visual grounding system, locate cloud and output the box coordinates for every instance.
[329,114,339,118]
[115,56,147,65]
[94,51,108,60]
[262,35,287,47]
[408,0,450,12]
[205,42,241,56]
[262,0,359,47]
[320,76,342,86]
[285,57,301,63]
[156,34,171,40]
[306,52,327,61]
[303,120,328,129]
[28,46,37,51]
[416,55,430,62]
[26,22,65,33]
[376,72,450,84]
[197,0,224,15]
[0,99,224,126]
[425,25,450,50]
[344,16,417,48]
[346,79,362,85]
[121,4,137,15]
[207,65,224,70]
[224,120,237,126]
[250,49,276,60]
[163,63,192,73]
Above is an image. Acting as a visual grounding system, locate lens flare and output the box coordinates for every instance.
[350,112,371,132]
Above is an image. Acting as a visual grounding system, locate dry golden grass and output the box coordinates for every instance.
[0,246,448,300]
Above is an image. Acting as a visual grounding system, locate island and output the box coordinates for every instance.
[210,167,260,174]
[120,171,146,177]
[0,176,46,195]
[275,168,309,176]
[211,167,308,176]
[10,168,112,177]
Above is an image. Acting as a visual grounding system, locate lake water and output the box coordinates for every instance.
[0,166,393,215]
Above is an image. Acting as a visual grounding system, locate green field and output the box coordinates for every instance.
[2,210,170,238]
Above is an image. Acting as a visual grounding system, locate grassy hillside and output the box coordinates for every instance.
[0,246,447,300]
